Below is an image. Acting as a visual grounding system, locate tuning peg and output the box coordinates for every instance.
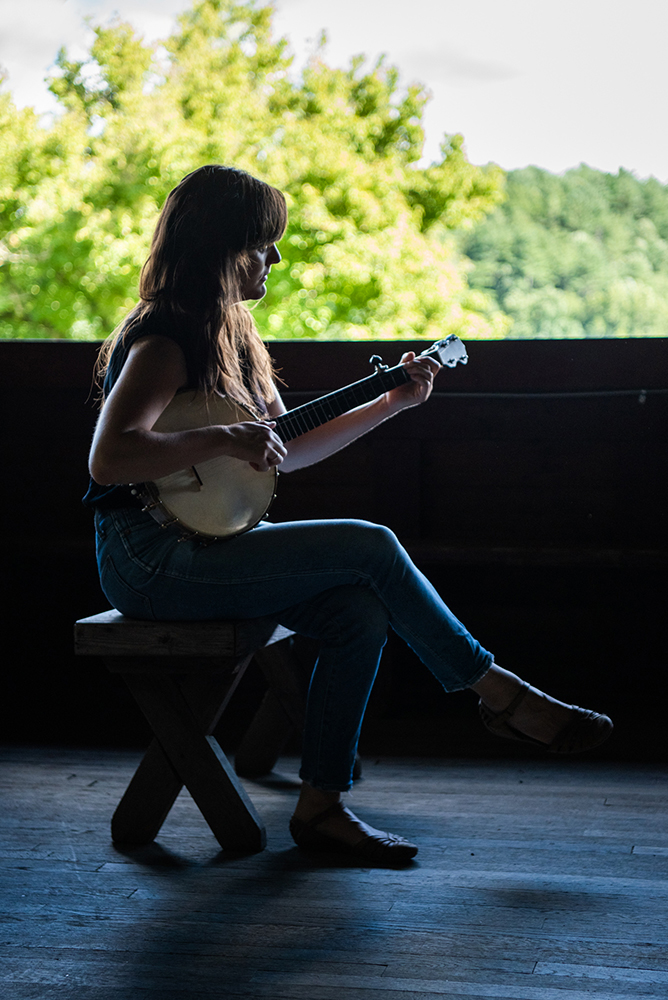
[369,354,388,372]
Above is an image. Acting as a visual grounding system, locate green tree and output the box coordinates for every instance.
[460,164,668,338]
[0,0,505,341]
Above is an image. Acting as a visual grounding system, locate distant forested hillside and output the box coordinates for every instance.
[460,165,668,337]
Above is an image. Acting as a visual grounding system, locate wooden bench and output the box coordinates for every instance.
[74,610,301,854]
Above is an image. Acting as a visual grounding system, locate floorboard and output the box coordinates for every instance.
[1,747,667,999]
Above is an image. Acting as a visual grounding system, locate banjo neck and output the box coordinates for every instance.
[273,364,412,443]
[273,335,467,444]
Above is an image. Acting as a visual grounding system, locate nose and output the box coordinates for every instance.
[269,243,281,265]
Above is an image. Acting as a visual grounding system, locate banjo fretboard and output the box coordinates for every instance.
[273,365,411,444]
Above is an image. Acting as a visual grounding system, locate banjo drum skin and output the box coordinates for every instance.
[148,392,277,539]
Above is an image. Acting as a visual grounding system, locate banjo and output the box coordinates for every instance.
[132,335,468,541]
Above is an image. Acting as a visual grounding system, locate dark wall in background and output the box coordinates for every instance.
[1,338,666,760]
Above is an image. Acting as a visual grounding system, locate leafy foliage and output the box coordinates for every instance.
[0,0,505,341]
[460,165,668,338]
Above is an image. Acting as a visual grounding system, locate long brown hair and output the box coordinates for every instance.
[97,165,288,412]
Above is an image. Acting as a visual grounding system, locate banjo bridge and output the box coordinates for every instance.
[191,465,204,489]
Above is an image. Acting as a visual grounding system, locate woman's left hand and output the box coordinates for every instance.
[386,352,441,410]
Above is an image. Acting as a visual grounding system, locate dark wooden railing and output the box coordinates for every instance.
[1,338,666,752]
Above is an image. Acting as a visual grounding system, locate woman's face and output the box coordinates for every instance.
[239,243,281,301]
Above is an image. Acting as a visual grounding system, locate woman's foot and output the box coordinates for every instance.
[472,665,613,753]
[290,785,418,864]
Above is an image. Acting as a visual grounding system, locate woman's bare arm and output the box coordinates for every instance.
[88,335,286,484]
[269,352,440,473]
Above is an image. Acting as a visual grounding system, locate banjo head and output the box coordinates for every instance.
[151,391,277,539]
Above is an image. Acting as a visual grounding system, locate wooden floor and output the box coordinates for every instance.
[1,747,667,1000]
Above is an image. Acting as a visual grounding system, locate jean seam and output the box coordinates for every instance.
[297,608,345,791]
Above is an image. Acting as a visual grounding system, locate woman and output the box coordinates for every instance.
[86,165,613,864]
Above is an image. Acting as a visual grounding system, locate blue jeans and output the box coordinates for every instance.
[95,507,493,791]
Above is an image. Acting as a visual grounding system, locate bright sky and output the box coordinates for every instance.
[1,0,666,181]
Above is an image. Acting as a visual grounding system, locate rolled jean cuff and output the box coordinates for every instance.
[448,651,495,693]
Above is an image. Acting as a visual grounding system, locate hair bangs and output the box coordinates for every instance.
[247,182,288,250]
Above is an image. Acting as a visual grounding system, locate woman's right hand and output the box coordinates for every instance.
[223,421,287,471]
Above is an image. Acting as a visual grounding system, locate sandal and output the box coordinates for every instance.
[289,802,418,865]
[479,681,613,754]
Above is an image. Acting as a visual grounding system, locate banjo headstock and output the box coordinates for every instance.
[419,335,468,368]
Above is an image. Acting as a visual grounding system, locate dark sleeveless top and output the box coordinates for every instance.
[83,308,198,510]
[83,307,267,510]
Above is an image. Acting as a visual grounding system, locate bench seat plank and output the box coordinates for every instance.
[75,609,293,660]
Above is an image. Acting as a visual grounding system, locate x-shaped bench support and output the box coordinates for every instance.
[75,611,294,854]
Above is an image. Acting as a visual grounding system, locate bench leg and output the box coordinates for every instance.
[119,671,266,853]
[111,738,183,845]
[234,688,295,778]
[253,639,307,728]
[235,638,307,778]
